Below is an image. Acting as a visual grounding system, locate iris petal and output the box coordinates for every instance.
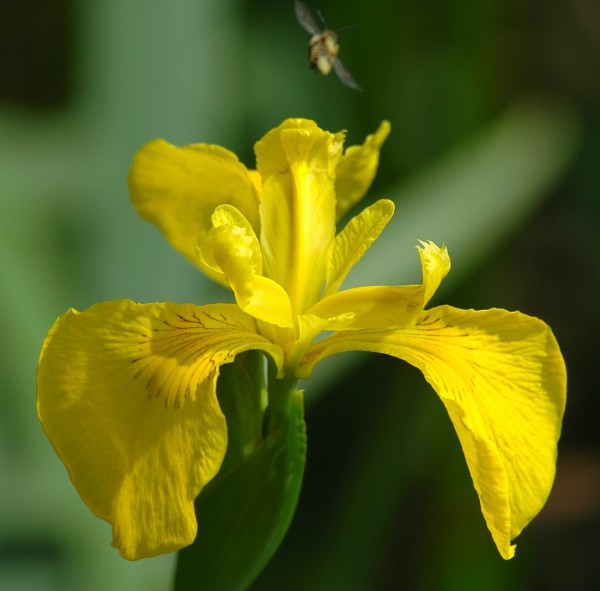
[128,140,260,285]
[256,119,341,315]
[312,240,450,330]
[197,204,263,280]
[416,240,451,306]
[37,300,283,560]
[298,306,566,559]
[308,285,423,329]
[335,121,391,220]
[202,206,295,328]
[325,199,395,297]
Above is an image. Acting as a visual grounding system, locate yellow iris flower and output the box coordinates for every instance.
[37,119,566,562]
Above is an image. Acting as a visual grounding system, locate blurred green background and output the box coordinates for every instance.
[1,0,598,589]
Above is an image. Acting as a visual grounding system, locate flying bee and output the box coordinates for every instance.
[294,0,362,91]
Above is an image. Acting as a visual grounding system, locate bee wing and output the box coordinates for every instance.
[294,0,321,36]
[332,58,363,91]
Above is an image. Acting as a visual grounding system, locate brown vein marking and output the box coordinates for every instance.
[126,310,260,409]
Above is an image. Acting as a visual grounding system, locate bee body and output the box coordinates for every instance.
[294,1,362,91]
[309,30,340,75]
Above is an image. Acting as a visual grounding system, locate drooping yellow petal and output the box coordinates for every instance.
[324,199,395,297]
[255,119,343,315]
[37,300,283,560]
[298,306,566,559]
[202,206,295,328]
[335,121,391,220]
[128,140,260,285]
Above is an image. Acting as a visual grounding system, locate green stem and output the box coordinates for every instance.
[264,362,298,436]
[175,368,307,591]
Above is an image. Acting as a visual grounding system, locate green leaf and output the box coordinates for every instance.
[214,350,268,474]
[174,356,307,591]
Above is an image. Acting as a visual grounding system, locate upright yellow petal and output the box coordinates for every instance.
[37,300,283,560]
[324,199,395,297]
[335,121,391,220]
[255,119,342,315]
[417,240,451,306]
[298,306,566,558]
[128,140,260,285]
